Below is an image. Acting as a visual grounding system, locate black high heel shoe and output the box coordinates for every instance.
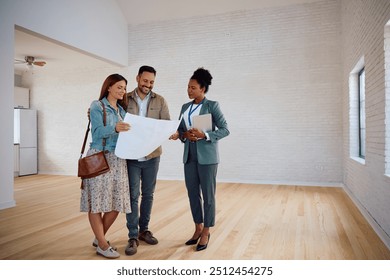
[185,235,201,245]
[196,234,210,251]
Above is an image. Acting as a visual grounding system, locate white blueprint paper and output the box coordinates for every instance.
[115,113,181,159]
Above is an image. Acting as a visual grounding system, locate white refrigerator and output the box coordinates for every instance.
[14,109,38,176]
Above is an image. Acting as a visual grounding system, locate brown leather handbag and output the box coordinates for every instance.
[78,101,110,183]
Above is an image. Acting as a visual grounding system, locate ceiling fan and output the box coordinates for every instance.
[14,56,46,70]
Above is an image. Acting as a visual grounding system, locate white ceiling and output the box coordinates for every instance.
[15,0,323,75]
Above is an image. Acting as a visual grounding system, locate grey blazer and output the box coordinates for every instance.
[178,98,229,165]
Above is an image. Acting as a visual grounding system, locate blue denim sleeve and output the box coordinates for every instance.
[90,100,116,140]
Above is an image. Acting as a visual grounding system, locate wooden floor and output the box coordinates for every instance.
[0,174,389,260]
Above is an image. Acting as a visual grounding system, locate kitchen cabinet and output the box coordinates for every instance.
[14,86,29,108]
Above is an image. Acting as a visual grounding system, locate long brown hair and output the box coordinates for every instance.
[99,74,128,110]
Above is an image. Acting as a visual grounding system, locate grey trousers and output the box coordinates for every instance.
[184,142,218,227]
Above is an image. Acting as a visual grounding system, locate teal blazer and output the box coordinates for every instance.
[178,98,229,165]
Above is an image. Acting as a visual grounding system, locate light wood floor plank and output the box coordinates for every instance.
[0,175,389,260]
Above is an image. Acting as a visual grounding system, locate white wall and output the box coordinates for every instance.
[25,0,343,186]
[118,0,328,25]
[0,0,128,210]
[126,0,343,185]
[341,0,390,247]
[12,0,128,66]
[0,2,16,209]
[23,66,129,176]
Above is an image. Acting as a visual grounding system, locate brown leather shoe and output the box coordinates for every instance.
[139,230,158,245]
[125,238,139,255]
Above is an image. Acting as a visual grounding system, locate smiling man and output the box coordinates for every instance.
[124,65,171,256]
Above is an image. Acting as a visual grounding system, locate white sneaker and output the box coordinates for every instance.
[96,246,120,259]
[92,238,117,251]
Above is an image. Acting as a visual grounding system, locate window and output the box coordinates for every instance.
[349,56,365,164]
[358,68,366,159]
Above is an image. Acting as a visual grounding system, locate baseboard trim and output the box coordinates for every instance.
[217,179,343,188]
[158,176,343,188]
[342,183,390,250]
[0,200,16,210]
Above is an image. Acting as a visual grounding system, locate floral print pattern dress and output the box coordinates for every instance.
[80,101,131,213]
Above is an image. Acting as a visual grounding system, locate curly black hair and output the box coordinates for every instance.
[190,67,213,93]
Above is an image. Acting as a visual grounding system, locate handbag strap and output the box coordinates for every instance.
[100,101,107,148]
[79,100,107,159]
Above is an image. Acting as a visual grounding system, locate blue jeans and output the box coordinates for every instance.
[126,157,160,239]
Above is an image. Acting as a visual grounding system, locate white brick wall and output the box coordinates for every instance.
[385,24,390,176]
[128,0,343,185]
[341,0,390,246]
[26,0,343,187]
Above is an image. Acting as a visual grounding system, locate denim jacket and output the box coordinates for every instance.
[89,97,126,152]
